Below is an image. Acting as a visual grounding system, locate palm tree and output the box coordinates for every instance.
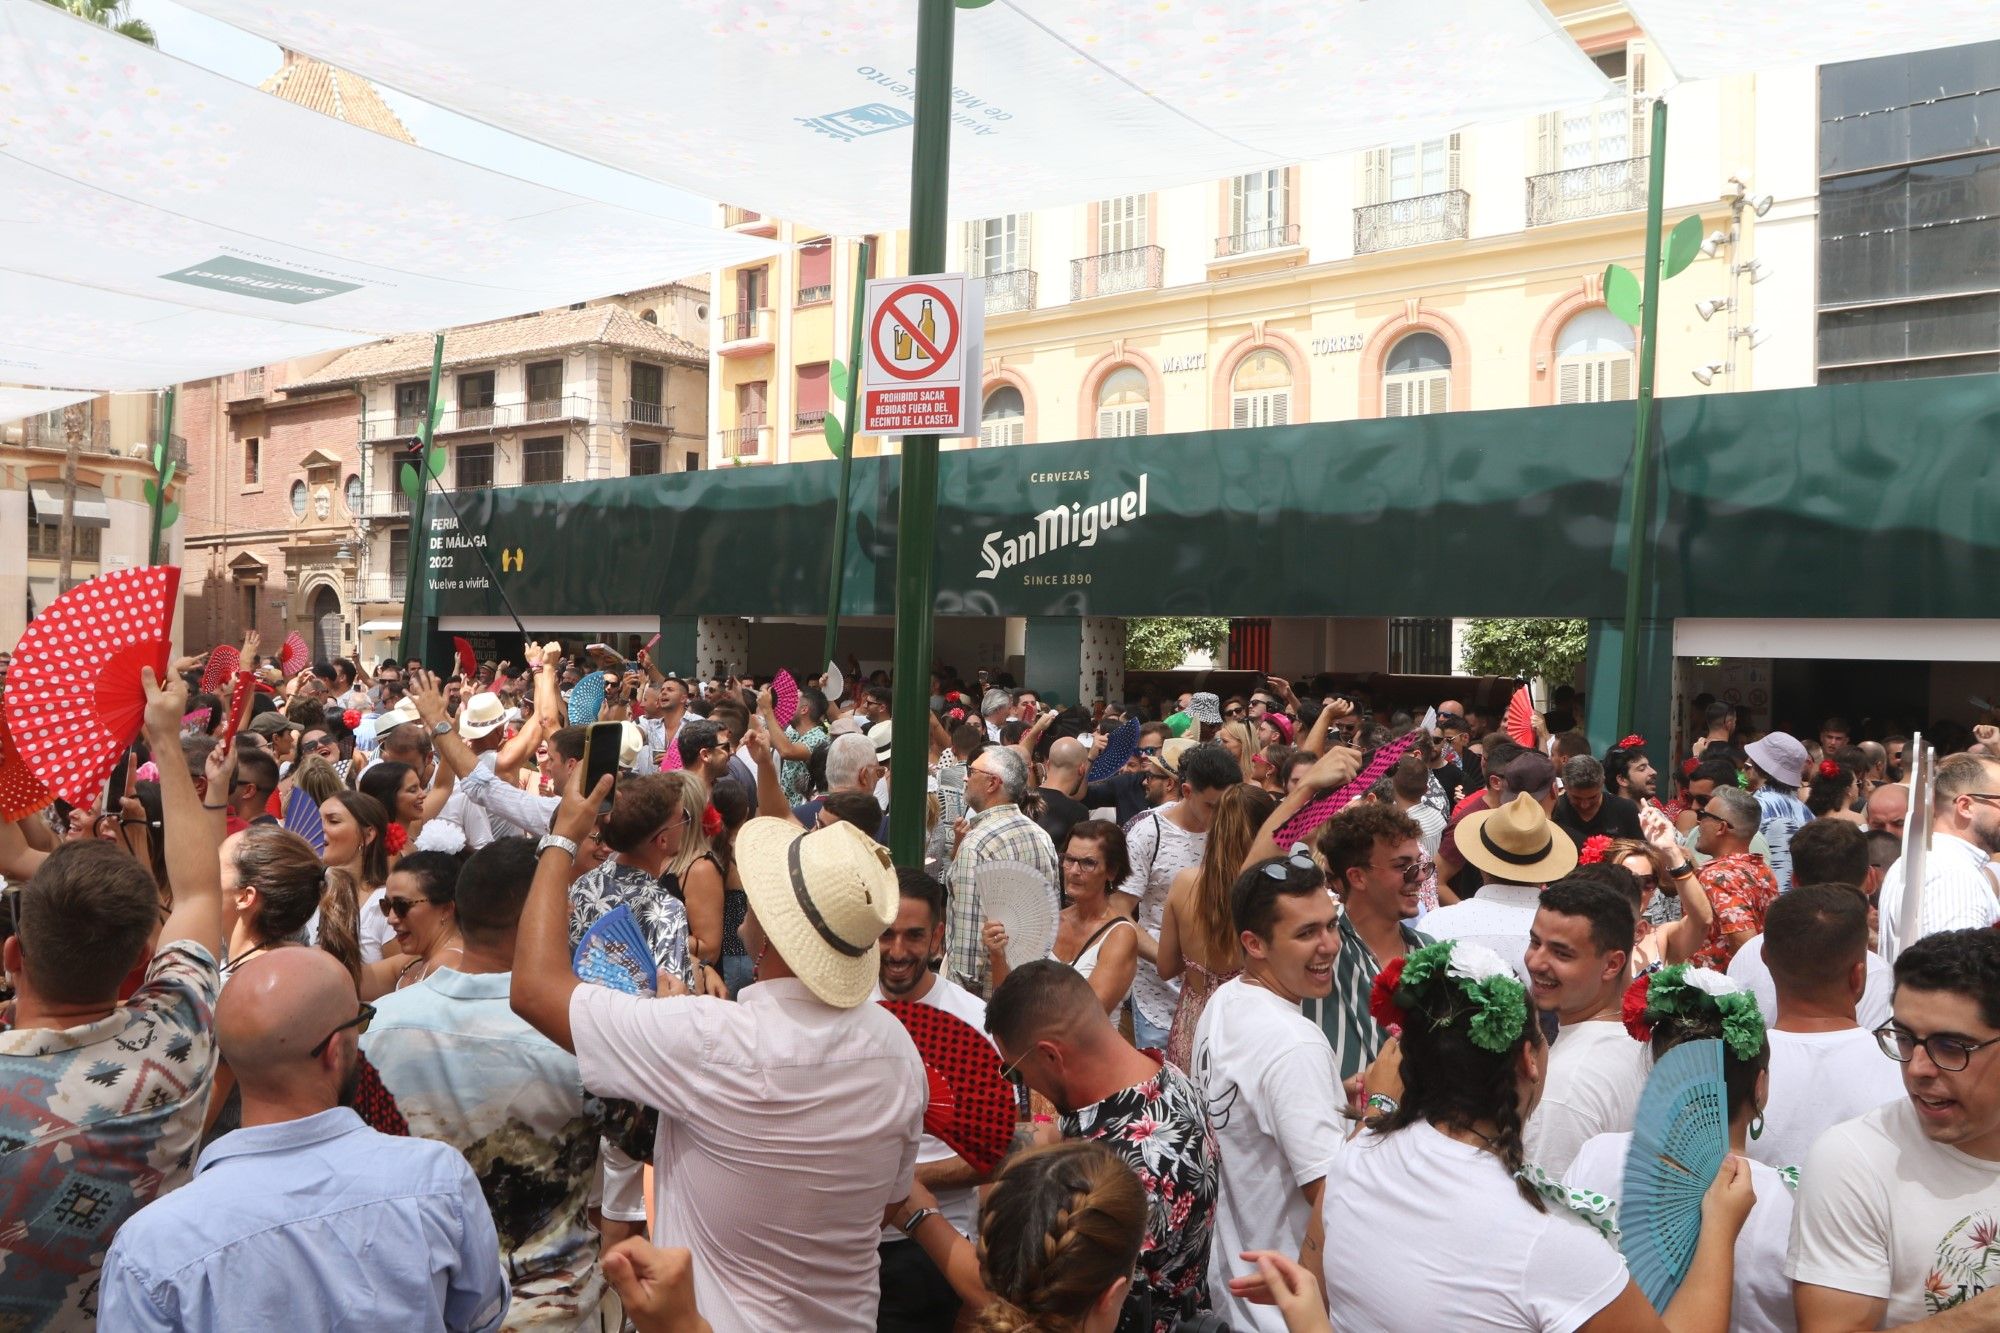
[41,0,155,45]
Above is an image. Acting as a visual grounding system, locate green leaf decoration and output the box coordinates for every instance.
[829,359,850,401]
[150,443,165,470]
[1604,263,1643,326]
[143,479,158,505]
[956,0,997,7]
[158,499,179,529]
[158,462,176,494]
[426,445,446,478]
[1662,214,1704,280]
[400,461,422,500]
[823,411,846,458]
[429,399,444,436]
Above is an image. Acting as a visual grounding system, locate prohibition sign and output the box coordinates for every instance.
[869,282,962,382]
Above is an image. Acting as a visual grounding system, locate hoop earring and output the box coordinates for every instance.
[1749,1113,1764,1141]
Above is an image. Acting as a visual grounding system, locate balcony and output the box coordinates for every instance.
[361,395,593,440]
[1527,157,1648,227]
[724,205,777,237]
[456,404,498,429]
[357,573,405,602]
[1071,245,1165,301]
[7,416,112,453]
[719,307,774,357]
[984,268,1037,316]
[721,419,768,459]
[362,489,412,518]
[1354,190,1471,255]
[1214,223,1300,258]
[625,399,673,428]
[226,368,265,403]
[797,283,832,306]
[794,409,829,431]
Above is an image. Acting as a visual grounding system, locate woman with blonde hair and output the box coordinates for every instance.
[1216,720,1258,783]
[1157,783,1279,1068]
[660,769,728,983]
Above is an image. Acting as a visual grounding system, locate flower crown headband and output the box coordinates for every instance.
[1370,939,1529,1054]
[1621,964,1766,1062]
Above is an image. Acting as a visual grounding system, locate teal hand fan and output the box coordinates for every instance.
[574,904,659,997]
[1619,1037,1728,1311]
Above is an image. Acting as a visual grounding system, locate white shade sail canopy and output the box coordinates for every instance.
[0,0,777,392]
[1628,0,2000,80]
[0,388,97,426]
[171,0,1615,235]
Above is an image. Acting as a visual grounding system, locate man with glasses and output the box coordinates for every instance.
[568,774,694,986]
[945,746,1059,997]
[675,718,736,788]
[1691,785,1779,971]
[1791,928,2000,1330]
[1879,753,2000,963]
[101,947,508,1332]
[1315,803,1430,1085]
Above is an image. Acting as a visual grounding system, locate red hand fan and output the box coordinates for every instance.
[3,566,181,805]
[880,1000,1014,1174]
[1505,685,1537,749]
[221,671,255,747]
[771,669,800,729]
[198,644,239,695]
[0,712,53,821]
[453,636,478,679]
[1273,729,1423,848]
[279,631,309,677]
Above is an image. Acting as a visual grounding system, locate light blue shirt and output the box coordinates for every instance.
[99,1107,509,1333]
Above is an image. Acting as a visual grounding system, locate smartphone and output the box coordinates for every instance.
[583,720,624,813]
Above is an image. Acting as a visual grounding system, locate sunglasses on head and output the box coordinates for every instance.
[310,1002,376,1059]
[1261,845,1319,880]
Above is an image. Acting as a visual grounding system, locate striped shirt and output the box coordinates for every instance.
[1878,832,1999,963]
[1312,914,1431,1084]
[945,803,1060,995]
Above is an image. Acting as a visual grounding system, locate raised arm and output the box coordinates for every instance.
[1643,806,1715,966]
[1243,746,1362,868]
[146,669,224,952]
[410,670,480,781]
[509,761,610,1053]
[758,689,812,761]
[742,724,794,821]
[1298,696,1351,758]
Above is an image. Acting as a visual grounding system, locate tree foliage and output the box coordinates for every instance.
[1459,618,1588,685]
[43,0,155,43]
[1124,617,1232,672]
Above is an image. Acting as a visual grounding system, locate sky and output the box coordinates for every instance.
[126,0,715,225]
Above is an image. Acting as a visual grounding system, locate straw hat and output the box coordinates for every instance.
[1159,737,1198,777]
[376,697,422,732]
[734,817,898,1008]
[1453,792,1578,884]
[457,691,507,740]
[618,721,644,768]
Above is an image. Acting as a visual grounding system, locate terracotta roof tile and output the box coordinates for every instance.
[281,305,706,391]
[259,51,415,143]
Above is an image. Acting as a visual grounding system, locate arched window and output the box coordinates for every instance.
[980,385,1025,447]
[1383,332,1451,417]
[639,308,658,324]
[1555,307,1635,403]
[1094,366,1150,438]
[1230,350,1292,428]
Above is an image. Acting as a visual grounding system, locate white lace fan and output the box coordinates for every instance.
[977,861,1058,971]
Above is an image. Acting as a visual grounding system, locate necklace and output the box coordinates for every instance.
[222,941,272,972]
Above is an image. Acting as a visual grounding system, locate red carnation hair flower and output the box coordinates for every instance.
[1617,734,1646,751]
[701,804,723,839]
[384,822,408,856]
[1369,955,1409,1031]
[1818,759,1841,779]
[343,709,362,730]
[1577,834,1614,866]
[1621,972,1655,1042]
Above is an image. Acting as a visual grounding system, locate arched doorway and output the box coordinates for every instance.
[310,585,342,664]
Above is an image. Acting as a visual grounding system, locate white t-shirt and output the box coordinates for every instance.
[1523,1019,1650,1177]
[1564,1131,1796,1333]
[1728,934,1893,1031]
[1191,978,1345,1333]
[869,974,989,1241]
[1789,1098,2000,1325]
[1324,1120,1629,1332]
[359,884,393,964]
[1751,1027,1905,1171]
[1118,810,1206,1028]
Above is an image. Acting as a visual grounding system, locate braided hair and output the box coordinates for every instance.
[974,1141,1147,1333]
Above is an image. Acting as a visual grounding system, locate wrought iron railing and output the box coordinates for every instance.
[1527,157,1648,226]
[625,399,672,428]
[1354,190,1470,254]
[795,410,829,430]
[1214,223,1300,257]
[721,420,767,459]
[983,268,1038,315]
[723,308,772,343]
[13,417,112,452]
[1070,245,1165,301]
[456,404,498,429]
[797,283,832,305]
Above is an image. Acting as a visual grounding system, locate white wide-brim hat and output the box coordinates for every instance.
[735,817,898,1008]
[457,691,507,740]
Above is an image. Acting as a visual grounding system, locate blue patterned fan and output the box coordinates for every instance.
[282,785,325,855]
[1087,718,1139,783]
[1619,1038,1729,1311]
[573,904,658,997]
[568,671,608,724]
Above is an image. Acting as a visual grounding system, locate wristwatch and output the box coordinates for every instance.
[431,719,454,736]
[537,833,578,859]
[899,1207,940,1237]
[1668,861,1696,879]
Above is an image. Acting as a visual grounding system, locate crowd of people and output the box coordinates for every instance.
[2,632,1999,1331]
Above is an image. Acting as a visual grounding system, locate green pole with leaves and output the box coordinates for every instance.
[143,386,177,567]
[821,238,873,672]
[1602,100,1702,737]
[395,333,446,664]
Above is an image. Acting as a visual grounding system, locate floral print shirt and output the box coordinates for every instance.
[569,859,690,988]
[779,722,828,806]
[1062,1063,1219,1333]
[1693,852,1780,970]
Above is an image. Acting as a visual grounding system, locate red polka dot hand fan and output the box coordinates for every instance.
[220,671,255,748]
[3,566,181,806]
[198,644,238,696]
[279,631,309,678]
[880,1000,1013,1175]
[1273,728,1423,849]
[1505,684,1537,749]
[771,669,800,729]
[0,712,53,821]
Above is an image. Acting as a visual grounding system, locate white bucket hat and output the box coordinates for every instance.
[1188,692,1223,725]
[457,691,507,740]
[735,817,898,1008]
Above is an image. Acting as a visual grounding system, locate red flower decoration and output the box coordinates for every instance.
[343,709,362,730]
[947,708,966,723]
[384,822,408,856]
[1818,759,1841,779]
[1682,758,1699,776]
[1578,834,1614,866]
[1621,972,1654,1042]
[700,803,723,838]
[1369,955,1408,1030]
[1617,734,1647,751]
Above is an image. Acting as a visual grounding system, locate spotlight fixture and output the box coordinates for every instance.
[1751,194,1775,217]
[1736,325,1771,349]
[1692,361,1727,386]
[1699,229,1729,258]
[1695,297,1729,322]
[1736,259,1772,284]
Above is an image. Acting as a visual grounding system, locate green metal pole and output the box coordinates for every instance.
[396,333,446,664]
[1615,101,1669,738]
[822,238,873,672]
[147,387,176,567]
[887,0,956,868]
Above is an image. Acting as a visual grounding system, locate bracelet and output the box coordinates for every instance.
[1365,1093,1399,1118]
[537,833,578,859]
[899,1206,940,1237]
[201,802,230,811]
[1668,862,1696,879]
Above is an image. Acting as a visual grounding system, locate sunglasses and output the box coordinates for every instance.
[1224,708,1246,719]
[379,896,440,917]
[310,1002,376,1058]
[1371,859,1425,885]
[1137,745,1162,758]
[1261,847,1319,880]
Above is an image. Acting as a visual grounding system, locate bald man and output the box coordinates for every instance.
[1034,735,1093,848]
[1865,781,1909,839]
[101,949,509,1332]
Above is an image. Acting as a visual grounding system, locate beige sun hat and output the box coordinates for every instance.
[1454,791,1578,884]
[734,816,898,1008]
[457,691,507,740]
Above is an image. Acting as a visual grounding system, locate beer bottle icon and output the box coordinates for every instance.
[915,299,936,362]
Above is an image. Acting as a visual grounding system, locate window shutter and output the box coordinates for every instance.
[1447,134,1463,192]
[1557,361,1583,404]
[963,222,983,275]
[1132,404,1150,436]
[1425,372,1450,415]
[1383,378,1406,418]
[1536,112,1558,175]
[1229,175,1248,236]
[1096,407,1116,438]
[1271,389,1291,426]
[1629,41,1651,153]
[1280,168,1293,227]
[1607,356,1634,401]
[1362,149,1389,206]
[1014,212,1032,271]
[1231,394,1252,430]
